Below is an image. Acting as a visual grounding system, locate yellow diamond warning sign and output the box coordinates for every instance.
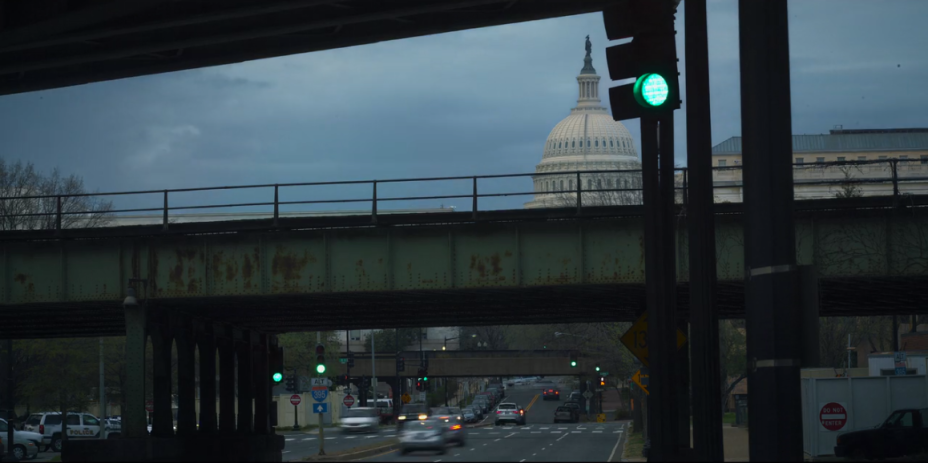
[620,311,686,367]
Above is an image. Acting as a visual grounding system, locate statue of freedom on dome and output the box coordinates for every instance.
[585,35,592,55]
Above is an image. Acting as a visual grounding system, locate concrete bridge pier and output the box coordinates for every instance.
[63,306,283,462]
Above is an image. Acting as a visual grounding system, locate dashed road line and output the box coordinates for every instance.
[505,432,516,438]
[593,431,603,433]
[285,438,295,441]
[551,431,562,433]
[557,432,570,442]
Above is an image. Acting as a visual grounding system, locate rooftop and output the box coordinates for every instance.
[712,128,928,155]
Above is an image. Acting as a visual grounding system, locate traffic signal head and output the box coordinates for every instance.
[569,352,578,368]
[600,376,606,386]
[314,343,326,374]
[595,364,601,372]
[272,372,283,383]
[285,374,296,392]
[271,346,284,383]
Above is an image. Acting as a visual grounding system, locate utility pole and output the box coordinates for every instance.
[6,339,13,461]
[739,1,803,460]
[371,330,376,400]
[346,330,351,393]
[395,329,401,417]
[100,338,106,420]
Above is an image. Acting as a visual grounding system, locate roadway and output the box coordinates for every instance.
[362,380,628,462]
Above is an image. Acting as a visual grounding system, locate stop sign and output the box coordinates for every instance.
[290,394,302,406]
[145,400,154,413]
[819,402,847,431]
[343,395,355,408]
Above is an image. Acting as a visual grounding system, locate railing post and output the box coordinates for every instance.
[682,168,689,208]
[56,195,62,231]
[472,177,478,220]
[891,159,899,200]
[576,172,582,214]
[372,181,378,224]
[163,190,169,231]
[273,185,279,227]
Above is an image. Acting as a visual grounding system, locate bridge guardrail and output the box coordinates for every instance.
[1,159,927,232]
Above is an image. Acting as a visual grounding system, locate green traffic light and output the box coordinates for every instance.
[633,73,670,108]
[423,376,428,381]
[272,372,283,382]
[595,366,601,372]
[570,361,577,367]
[316,364,326,374]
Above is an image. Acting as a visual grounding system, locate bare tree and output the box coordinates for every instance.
[534,171,644,208]
[0,159,113,230]
[833,165,864,199]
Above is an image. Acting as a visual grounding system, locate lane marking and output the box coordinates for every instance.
[434,460,442,462]
[470,448,476,451]
[282,450,290,454]
[301,438,315,441]
[551,431,562,433]
[530,431,541,434]
[520,460,526,462]
[454,454,460,457]
[540,427,550,430]
[505,432,516,438]
[345,436,356,439]
[495,439,501,442]
[557,432,569,442]
[608,430,624,463]
[524,394,540,412]
[572,431,581,433]
[285,438,295,441]
[593,431,603,433]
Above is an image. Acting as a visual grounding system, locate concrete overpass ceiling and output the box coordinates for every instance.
[0,0,622,96]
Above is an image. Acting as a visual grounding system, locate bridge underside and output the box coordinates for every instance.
[2,200,927,339]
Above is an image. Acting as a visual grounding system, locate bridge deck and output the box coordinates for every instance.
[1,196,926,338]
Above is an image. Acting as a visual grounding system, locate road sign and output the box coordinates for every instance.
[313,403,328,414]
[290,394,302,406]
[597,413,606,423]
[145,400,154,413]
[311,378,331,387]
[894,352,907,363]
[418,392,426,402]
[620,311,687,367]
[819,402,847,431]
[343,395,355,408]
[582,391,593,399]
[632,369,650,395]
[311,386,328,402]
[339,358,348,364]
[401,393,411,404]
[601,372,610,377]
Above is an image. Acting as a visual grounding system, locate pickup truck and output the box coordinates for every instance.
[834,408,928,460]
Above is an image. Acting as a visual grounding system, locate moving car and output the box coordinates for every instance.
[834,408,928,460]
[0,418,41,460]
[559,403,581,422]
[495,403,526,426]
[542,386,561,401]
[554,406,577,424]
[340,407,380,433]
[399,417,451,455]
[396,404,430,430]
[431,408,467,447]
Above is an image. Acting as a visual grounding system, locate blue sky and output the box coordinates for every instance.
[0,0,926,213]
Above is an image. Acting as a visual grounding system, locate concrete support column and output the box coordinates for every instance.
[198,329,218,435]
[175,319,197,437]
[123,303,148,439]
[150,320,175,437]
[218,338,236,434]
[237,337,254,434]
[253,335,270,435]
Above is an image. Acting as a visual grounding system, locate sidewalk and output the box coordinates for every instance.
[621,425,749,462]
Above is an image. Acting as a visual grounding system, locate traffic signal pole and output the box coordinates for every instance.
[738,1,803,460]
[684,0,724,460]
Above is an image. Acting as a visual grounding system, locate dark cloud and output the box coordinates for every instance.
[0,0,925,212]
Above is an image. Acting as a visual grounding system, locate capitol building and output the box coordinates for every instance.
[524,37,643,209]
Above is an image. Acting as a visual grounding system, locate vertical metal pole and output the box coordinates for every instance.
[162,190,169,230]
[100,338,106,420]
[293,403,299,431]
[892,316,898,351]
[577,171,583,214]
[371,330,376,399]
[56,196,62,231]
[318,411,325,455]
[395,329,400,418]
[6,339,13,460]
[273,185,279,227]
[472,177,478,220]
[372,181,378,224]
[739,1,803,460]
[346,330,351,390]
[685,0,723,460]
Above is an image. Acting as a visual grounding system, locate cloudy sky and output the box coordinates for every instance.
[0,0,926,213]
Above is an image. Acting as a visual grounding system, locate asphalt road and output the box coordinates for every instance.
[362,381,628,462]
[281,426,399,461]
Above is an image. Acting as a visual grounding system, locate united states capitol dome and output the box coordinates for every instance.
[526,36,642,209]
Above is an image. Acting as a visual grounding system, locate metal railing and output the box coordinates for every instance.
[1,159,926,232]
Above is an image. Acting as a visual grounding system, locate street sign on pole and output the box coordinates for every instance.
[620,310,687,367]
[632,369,650,395]
[290,394,302,406]
[402,393,411,404]
[313,403,328,414]
[145,400,154,413]
[339,358,348,364]
[343,395,355,408]
[601,372,610,377]
[311,386,328,402]
[582,391,593,400]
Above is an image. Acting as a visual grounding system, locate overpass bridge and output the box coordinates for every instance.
[1,186,926,340]
[338,350,588,378]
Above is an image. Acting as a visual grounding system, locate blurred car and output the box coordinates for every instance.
[568,391,582,402]
[542,386,561,401]
[495,403,526,426]
[396,404,430,430]
[462,408,478,423]
[470,399,489,416]
[554,406,577,423]
[431,409,467,446]
[399,418,451,455]
[0,418,41,460]
[561,403,581,422]
[340,407,380,433]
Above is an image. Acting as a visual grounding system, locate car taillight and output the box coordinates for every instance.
[556,391,559,394]
[450,424,462,430]
[520,410,524,415]
[39,424,44,435]
[496,411,501,414]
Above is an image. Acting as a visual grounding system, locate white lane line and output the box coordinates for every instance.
[520,460,526,462]
[608,431,624,462]
[551,431,562,433]
[557,432,569,442]
[454,454,460,457]
[530,431,541,434]
[345,436,356,439]
[325,437,336,440]
[285,438,295,441]
[495,439,501,442]
[540,427,550,429]
[505,432,516,438]
[593,431,603,433]
[470,448,476,451]
[301,438,315,441]
[282,450,291,454]
[434,460,442,462]
[558,427,567,430]
[572,431,581,433]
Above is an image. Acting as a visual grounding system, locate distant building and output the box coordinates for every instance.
[335,327,461,353]
[710,127,928,202]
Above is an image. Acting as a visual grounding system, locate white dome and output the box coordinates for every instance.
[541,111,638,164]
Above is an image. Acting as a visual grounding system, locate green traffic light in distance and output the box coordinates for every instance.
[595,366,600,372]
[272,372,283,382]
[424,376,428,381]
[316,364,326,374]
[570,361,577,367]
[633,73,670,108]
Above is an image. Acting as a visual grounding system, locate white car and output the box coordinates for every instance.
[340,407,380,433]
[23,412,103,452]
[0,418,42,460]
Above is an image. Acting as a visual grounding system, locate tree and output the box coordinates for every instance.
[278,331,341,379]
[539,171,644,208]
[0,159,113,230]
[360,328,420,353]
[833,165,864,199]
[719,320,747,411]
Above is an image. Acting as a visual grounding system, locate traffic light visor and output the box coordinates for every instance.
[272,372,283,382]
[634,73,670,107]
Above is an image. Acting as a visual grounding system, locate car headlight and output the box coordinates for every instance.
[398,416,406,420]
[418,414,428,420]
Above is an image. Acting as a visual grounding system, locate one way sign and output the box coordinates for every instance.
[313,403,328,414]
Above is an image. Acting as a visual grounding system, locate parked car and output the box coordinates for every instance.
[495,403,526,426]
[340,407,380,434]
[0,418,41,460]
[462,408,478,423]
[470,399,489,416]
[399,417,451,455]
[369,398,395,425]
[22,412,104,452]
[554,406,577,423]
[834,408,928,460]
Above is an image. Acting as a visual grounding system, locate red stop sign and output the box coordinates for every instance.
[145,400,154,413]
[820,402,847,431]
[290,394,302,406]
[344,395,355,408]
